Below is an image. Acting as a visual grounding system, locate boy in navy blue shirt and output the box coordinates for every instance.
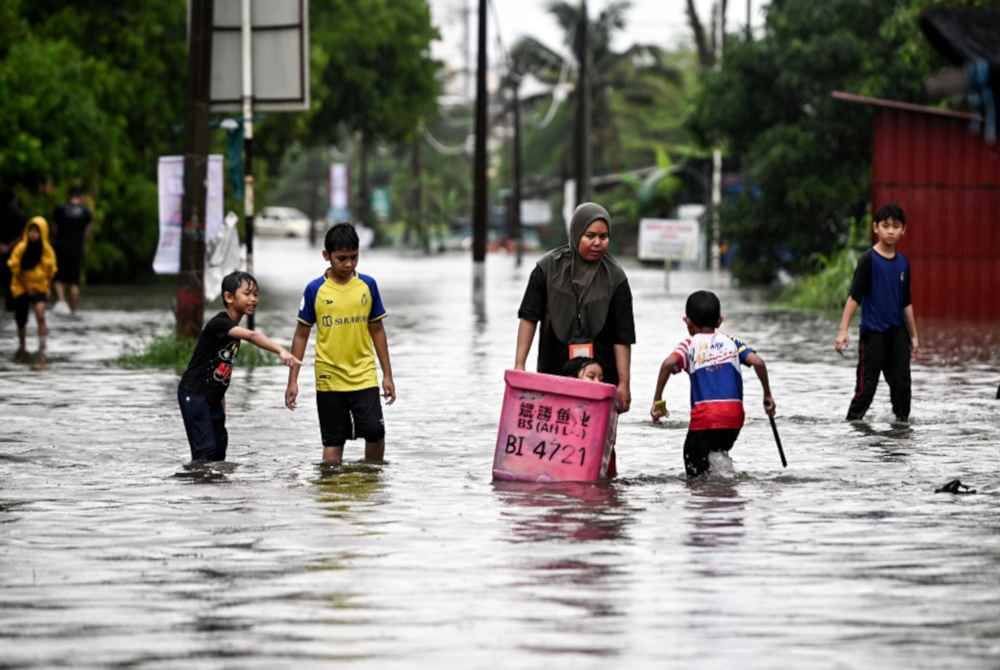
[835,203,920,422]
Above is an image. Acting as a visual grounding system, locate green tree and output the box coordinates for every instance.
[1,1,187,281]
[308,0,439,227]
[689,0,992,284]
[508,0,682,177]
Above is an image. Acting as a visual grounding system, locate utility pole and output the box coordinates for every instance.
[574,0,592,204]
[406,136,427,252]
[472,0,488,267]
[177,0,213,338]
[511,77,523,268]
[710,1,723,273]
[307,152,322,248]
[746,0,752,40]
[240,0,257,329]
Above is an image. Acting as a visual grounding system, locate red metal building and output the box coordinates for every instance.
[834,91,1000,321]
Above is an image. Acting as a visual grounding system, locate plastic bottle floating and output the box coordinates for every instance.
[493,370,617,482]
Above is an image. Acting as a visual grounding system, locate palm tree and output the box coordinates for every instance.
[507,1,681,178]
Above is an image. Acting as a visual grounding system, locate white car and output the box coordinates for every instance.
[254,206,311,238]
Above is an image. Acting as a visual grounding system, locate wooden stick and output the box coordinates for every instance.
[769,415,788,468]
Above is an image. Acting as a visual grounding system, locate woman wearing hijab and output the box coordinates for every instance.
[514,202,636,413]
[7,216,56,367]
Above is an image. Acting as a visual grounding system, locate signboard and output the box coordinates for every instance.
[153,155,224,274]
[638,218,700,262]
[372,188,390,221]
[328,162,349,220]
[209,0,310,112]
[520,199,550,227]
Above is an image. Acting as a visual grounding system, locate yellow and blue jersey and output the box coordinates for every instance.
[298,272,386,392]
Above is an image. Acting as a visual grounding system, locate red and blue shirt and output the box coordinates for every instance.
[673,331,754,431]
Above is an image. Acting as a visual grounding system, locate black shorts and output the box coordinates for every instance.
[316,387,385,447]
[683,428,740,477]
[13,293,47,328]
[178,386,228,461]
[55,248,83,284]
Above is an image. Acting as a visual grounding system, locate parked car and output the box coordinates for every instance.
[254,206,311,238]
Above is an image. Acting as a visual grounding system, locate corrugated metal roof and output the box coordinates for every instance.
[832,90,979,122]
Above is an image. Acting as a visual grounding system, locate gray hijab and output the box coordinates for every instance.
[537,202,628,342]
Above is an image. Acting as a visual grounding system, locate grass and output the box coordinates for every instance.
[779,216,870,313]
[116,333,279,370]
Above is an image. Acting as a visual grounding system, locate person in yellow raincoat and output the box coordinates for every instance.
[7,216,56,367]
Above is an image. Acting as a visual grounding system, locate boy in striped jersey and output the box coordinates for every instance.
[651,290,775,477]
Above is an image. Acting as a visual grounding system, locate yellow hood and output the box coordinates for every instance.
[21,216,52,246]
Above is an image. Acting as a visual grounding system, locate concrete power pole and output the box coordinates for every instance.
[177,0,213,338]
[240,0,257,329]
[575,0,592,204]
[511,77,523,268]
[710,1,723,273]
[472,0,488,267]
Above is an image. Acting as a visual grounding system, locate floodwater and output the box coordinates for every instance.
[2,238,999,669]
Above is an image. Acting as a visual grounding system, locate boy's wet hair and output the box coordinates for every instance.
[560,357,602,378]
[325,222,359,252]
[221,270,258,297]
[874,203,905,225]
[685,290,721,328]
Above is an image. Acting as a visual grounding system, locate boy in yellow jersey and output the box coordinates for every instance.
[285,223,396,465]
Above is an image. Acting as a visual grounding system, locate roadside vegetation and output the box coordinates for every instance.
[117,334,278,371]
[779,216,871,312]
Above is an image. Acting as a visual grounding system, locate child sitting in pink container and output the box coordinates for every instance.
[561,357,618,477]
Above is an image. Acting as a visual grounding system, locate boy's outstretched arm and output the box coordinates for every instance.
[368,319,396,404]
[744,352,776,416]
[228,326,301,368]
[834,297,859,351]
[651,353,681,422]
[903,304,919,354]
[285,322,312,410]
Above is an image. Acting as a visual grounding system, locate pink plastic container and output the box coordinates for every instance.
[492,369,618,482]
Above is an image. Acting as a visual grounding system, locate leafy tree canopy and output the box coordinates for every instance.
[689,0,992,284]
[310,0,440,144]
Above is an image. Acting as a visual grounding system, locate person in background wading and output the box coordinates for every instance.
[51,186,93,316]
[514,203,637,476]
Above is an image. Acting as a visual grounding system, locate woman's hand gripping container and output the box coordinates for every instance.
[493,370,618,482]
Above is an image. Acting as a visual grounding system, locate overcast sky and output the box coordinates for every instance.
[428,0,770,80]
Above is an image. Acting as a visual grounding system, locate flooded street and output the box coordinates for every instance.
[2,238,999,668]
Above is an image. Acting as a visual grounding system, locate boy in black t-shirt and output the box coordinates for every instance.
[834,203,920,422]
[178,271,300,462]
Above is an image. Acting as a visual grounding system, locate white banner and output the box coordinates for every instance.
[153,155,224,274]
[329,162,349,218]
[638,218,700,262]
[520,199,550,227]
